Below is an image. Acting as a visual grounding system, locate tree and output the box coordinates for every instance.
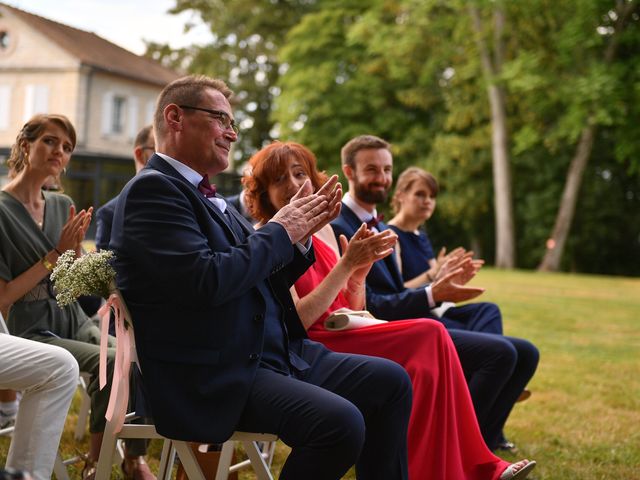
[147,0,317,165]
[468,2,515,268]
[152,0,640,275]
[538,0,640,271]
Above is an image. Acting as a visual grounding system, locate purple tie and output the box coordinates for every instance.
[198,174,217,198]
[366,213,384,229]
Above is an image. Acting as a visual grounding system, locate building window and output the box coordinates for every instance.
[0,31,10,50]
[0,26,17,57]
[145,100,154,124]
[23,84,49,121]
[111,96,126,134]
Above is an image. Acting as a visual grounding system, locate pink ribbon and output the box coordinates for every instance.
[98,292,132,433]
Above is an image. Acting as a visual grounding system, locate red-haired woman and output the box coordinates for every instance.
[242,141,536,480]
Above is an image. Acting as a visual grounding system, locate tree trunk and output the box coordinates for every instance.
[469,3,515,268]
[537,124,596,271]
[537,0,638,271]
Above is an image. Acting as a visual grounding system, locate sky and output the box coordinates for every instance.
[5,0,213,55]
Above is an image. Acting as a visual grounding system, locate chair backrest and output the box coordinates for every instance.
[95,293,275,480]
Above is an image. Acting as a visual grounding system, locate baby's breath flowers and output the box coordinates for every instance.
[50,250,116,307]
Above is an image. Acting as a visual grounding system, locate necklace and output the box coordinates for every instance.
[3,187,45,228]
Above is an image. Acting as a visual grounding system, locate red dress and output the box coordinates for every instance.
[295,236,509,480]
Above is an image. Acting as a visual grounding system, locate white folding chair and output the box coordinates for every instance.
[74,372,92,441]
[215,433,276,480]
[95,308,276,480]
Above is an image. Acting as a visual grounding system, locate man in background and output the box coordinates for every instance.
[332,134,539,452]
[95,125,154,250]
[94,124,156,479]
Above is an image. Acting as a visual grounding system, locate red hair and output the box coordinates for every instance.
[243,141,328,223]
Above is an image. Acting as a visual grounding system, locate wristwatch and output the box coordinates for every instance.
[41,256,54,272]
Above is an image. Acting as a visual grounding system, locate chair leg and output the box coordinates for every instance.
[74,374,91,441]
[173,441,206,480]
[94,420,119,480]
[263,441,276,468]
[215,441,235,480]
[243,440,273,480]
[53,452,70,480]
[157,440,175,480]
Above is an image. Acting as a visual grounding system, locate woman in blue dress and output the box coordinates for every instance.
[388,166,536,453]
[387,167,466,287]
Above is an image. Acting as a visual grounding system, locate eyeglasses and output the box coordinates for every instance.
[179,105,239,134]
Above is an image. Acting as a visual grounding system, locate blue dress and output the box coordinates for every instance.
[389,226,434,282]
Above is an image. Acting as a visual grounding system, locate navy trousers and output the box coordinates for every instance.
[440,303,539,450]
[236,340,412,480]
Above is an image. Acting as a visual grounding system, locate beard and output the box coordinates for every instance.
[353,180,390,205]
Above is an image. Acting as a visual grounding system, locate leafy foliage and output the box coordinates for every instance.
[147,0,640,275]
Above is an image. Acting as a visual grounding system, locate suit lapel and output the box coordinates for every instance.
[145,155,242,243]
[377,220,406,289]
[339,203,363,233]
[340,203,405,290]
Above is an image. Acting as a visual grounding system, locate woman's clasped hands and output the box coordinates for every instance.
[57,205,93,257]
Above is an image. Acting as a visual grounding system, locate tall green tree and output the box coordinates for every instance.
[151,0,640,275]
[147,0,317,165]
[468,1,515,268]
[538,0,640,271]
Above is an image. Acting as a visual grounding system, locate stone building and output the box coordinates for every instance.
[0,3,239,237]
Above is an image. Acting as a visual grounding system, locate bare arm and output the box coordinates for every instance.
[0,206,92,312]
[294,225,396,329]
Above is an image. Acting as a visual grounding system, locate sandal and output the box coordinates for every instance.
[80,458,97,480]
[499,460,536,480]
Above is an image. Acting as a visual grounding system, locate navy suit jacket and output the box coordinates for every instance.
[95,195,118,251]
[331,203,434,321]
[227,192,257,225]
[110,154,312,442]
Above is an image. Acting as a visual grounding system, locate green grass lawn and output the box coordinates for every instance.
[2,268,639,479]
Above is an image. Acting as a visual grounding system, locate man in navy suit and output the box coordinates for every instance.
[95,124,155,251]
[110,77,412,480]
[331,134,539,452]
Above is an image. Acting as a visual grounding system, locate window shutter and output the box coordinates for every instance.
[102,91,114,135]
[128,96,139,139]
[23,84,49,121]
[145,100,155,125]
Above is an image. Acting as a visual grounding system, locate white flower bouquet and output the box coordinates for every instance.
[51,249,133,432]
[50,250,116,307]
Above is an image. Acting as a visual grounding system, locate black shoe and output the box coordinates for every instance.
[496,440,519,453]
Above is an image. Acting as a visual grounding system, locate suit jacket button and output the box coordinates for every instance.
[254,314,264,323]
[249,353,259,360]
